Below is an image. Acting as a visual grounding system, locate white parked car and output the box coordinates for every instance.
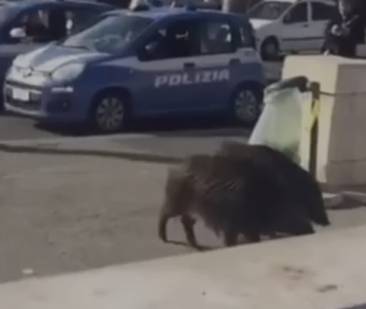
[248,0,337,59]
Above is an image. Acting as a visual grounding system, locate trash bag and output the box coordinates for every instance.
[248,76,310,163]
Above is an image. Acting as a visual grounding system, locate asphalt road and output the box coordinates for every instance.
[0,61,282,141]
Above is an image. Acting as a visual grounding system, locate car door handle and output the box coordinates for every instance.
[229,58,240,65]
[184,62,195,69]
[303,24,309,28]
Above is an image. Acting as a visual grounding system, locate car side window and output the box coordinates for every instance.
[311,2,336,21]
[283,2,308,23]
[239,22,255,48]
[9,8,51,43]
[9,7,68,43]
[196,20,235,55]
[138,20,195,61]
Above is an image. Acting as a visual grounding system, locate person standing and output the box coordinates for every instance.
[324,0,365,57]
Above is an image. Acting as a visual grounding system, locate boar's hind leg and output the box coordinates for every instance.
[181,215,198,248]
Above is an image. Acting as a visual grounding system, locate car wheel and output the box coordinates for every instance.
[261,37,279,61]
[92,92,128,133]
[230,85,263,126]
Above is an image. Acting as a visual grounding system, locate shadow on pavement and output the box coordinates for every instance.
[340,304,366,309]
[35,115,252,138]
[166,240,216,251]
[35,122,90,137]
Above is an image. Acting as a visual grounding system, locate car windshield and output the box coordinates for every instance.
[62,14,153,53]
[248,1,291,20]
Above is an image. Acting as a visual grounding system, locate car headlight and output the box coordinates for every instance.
[52,63,85,82]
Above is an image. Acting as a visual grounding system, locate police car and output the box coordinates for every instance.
[4,6,265,133]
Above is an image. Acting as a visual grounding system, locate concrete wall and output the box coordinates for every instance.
[283,55,366,186]
[0,226,366,308]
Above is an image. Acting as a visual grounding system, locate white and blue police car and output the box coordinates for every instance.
[4,6,265,133]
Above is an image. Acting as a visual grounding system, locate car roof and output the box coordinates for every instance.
[107,6,249,22]
[261,0,297,3]
[0,0,112,10]
[261,0,335,3]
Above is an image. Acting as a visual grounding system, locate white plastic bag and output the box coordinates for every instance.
[248,87,309,163]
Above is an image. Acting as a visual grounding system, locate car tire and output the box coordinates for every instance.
[0,98,4,114]
[230,84,263,127]
[261,37,280,61]
[91,91,129,133]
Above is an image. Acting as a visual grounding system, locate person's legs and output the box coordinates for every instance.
[339,41,357,57]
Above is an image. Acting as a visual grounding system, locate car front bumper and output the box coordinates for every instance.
[4,81,89,124]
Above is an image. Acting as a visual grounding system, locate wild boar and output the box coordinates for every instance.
[158,147,323,248]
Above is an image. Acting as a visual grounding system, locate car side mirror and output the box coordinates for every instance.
[138,41,159,61]
[9,27,26,39]
[137,47,148,61]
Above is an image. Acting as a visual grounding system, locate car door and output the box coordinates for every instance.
[280,1,312,52]
[308,1,337,51]
[182,16,242,112]
[132,18,203,115]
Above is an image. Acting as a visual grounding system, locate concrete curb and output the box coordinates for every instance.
[342,191,366,203]
[0,132,244,164]
[323,191,366,210]
[0,142,182,164]
[323,193,344,209]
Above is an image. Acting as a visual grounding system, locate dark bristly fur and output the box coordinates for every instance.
[158,143,329,248]
[218,142,330,226]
